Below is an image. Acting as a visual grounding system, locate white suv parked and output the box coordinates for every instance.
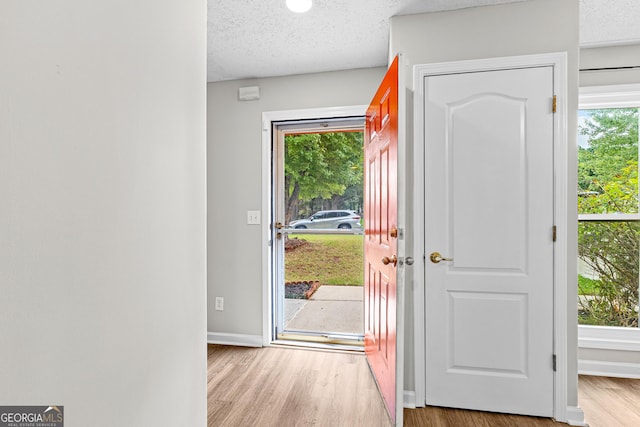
[289,210,362,231]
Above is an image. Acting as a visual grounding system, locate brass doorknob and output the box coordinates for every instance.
[382,255,398,267]
[429,252,453,264]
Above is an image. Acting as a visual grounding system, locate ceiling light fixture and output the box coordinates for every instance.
[286,0,312,13]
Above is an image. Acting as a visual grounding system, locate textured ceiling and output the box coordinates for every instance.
[207,0,640,82]
[580,0,640,47]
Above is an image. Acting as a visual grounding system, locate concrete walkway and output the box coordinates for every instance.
[284,285,363,335]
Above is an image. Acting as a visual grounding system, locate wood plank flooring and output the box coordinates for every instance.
[207,344,391,427]
[579,375,640,427]
[403,406,563,426]
[207,344,640,427]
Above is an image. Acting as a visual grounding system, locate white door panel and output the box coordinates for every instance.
[424,66,554,416]
[450,93,527,271]
[448,292,528,375]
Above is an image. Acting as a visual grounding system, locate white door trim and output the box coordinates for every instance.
[412,52,577,423]
[261,106,367,346]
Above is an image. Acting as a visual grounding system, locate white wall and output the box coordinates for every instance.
[389,0,580,415]
[206,67,386,339]
[0,1,207,426]
[577,43,640,377]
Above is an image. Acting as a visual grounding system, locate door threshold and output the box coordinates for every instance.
[275,332,364,352]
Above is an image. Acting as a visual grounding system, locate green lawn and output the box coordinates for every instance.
[285,234,364,286]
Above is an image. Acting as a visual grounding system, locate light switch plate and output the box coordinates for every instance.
[247,210,260,225]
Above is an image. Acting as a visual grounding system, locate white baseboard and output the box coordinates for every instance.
[207,332,263,347]
[565,405,587,426]
[403,390,416,409]
[578,359,640,379]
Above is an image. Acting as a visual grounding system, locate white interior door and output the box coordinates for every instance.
[424,65,555,417]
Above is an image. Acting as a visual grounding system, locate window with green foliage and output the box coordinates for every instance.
[578,96,640,328]
[284,131,363,224]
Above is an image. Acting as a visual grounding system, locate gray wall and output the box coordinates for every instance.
[0,1,207,426]
[578,43,640,371]
[207,68,386,336]
[389,0,580,409]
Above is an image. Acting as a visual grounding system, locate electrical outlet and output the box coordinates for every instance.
[247,210,260,225]
[215,297,224,311]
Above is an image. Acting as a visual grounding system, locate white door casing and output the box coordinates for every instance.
[413,53,572,422]
[261,106,368,345]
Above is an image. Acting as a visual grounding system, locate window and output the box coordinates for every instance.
[578,85,640,348]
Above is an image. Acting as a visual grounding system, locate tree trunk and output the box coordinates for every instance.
[286,181,300,224]
[331,194,343,210]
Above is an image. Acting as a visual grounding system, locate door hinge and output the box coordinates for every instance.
[552,225,557,242]
[552,95,557,113]
[553,354,557,371]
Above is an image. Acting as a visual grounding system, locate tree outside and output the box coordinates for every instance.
[578,107,639,327]
[283,130,365,290]
[284,131,363,224]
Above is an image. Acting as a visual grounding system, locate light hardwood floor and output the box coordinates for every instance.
[207,344,640,427]
[207,344,390,427]
[578,375,640,427]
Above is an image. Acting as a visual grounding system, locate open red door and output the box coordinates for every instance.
[364,56,399,423]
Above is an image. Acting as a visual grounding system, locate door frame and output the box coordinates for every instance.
[412,52,574,423]
[261,105,367,346]
[270,116,367,348]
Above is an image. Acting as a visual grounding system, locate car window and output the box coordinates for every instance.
[337,212,349,217]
